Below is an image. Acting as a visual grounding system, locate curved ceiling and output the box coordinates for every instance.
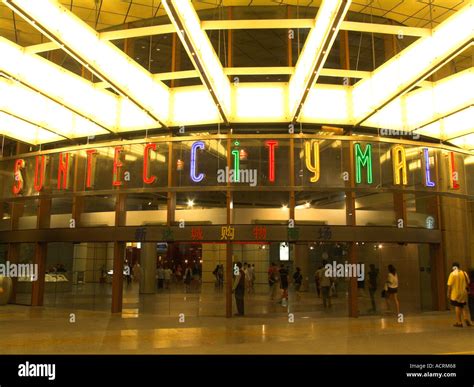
[0,0,472,150]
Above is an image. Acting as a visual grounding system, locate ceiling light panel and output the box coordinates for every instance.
[352,1,474,124]
[163,0,231,124]
[289,0,351,121]
[4,0,169,126]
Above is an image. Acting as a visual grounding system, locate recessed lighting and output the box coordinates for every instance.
[187,199,194,208]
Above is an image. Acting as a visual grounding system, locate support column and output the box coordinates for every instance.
[7,243,19,303]
[31,242,47,306]
[115,194,126,227]
[393,192,407,227]
[430,243,447,311]
[140,243,157,294]
[112,241,125,313]
[226,240,232,318]
[7,201,23,304]
[31,198,51,306]
[343,137,358,317]
[225,137,233,318]
[294,244,310,291]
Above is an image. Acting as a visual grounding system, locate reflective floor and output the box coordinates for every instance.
[0,304,472,354]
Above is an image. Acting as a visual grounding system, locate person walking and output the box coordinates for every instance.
[385,264,400,316]
[447,263,472,327]
[293,267,303,300]
[233,262,245,316]
[368,264,379,313]
[268,262,280,301]
[318,260,333,309]
[279,264,289,306]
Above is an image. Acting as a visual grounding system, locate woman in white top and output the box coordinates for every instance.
[385,264,400,315]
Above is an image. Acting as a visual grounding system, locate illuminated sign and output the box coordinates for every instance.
[305,140,320,183]
[3,139,467,197]
[190,141,205,183]
[354,143,373,184]
[391,145,408,185]
[422,148,435,188]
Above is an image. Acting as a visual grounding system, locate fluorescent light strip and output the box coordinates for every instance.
[0,76,108,139]
[4,0,169,127]
[353,1,474,125]
[163,0,231,126]
[289,0,351,122]
[0,112,64,144]
[0,37,116,133]
[0,37,157,135]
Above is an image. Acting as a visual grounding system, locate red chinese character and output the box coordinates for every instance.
[191,227,203,240]
[252,226,267,240]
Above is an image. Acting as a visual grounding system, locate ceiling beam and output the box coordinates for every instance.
[289,0,352,122]
[163,0,231,125]
[23,20,431,54]
[352,2,474,126]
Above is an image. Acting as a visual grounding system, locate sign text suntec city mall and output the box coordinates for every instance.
[6,139,463,196]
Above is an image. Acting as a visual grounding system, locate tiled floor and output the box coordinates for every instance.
[0,304,472,354]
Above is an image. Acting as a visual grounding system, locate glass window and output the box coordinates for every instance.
[295,191,346,225]
[126,193,167,226]
[175,191,227,225]
[355,192,395,226]
[232,191,289,225]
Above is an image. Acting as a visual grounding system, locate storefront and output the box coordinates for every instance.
[0,132,472,317]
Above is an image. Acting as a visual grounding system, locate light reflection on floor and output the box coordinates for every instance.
[0,305,472,354]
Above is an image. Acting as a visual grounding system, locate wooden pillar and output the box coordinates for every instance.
[167,141,175,226]
[289,137,295,222]
[30,198,51,306]
[225,137,233,318]
[430,243,447,311]
[115,193,126,227]
[31,242,47,306]
[11,201,24,230]
[37,198,51,229]
[112,241,125,313]
[393,192,407,227]
[171,32,180,88]
[287,6,293,67]
[339,30,351,85]
[340,26,357,317]
[7,200,23,303]
[343,136,358,317]
[227,7,233,68]
[7,243,19,303]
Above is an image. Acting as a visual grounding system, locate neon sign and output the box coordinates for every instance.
[422,148,435,188]
[113,147,124,187]
[12,158,25,195]
[392,145,407,185]
[354,143,373,184]
[143,143,157,185]
[34,155,46,192]
[6,140,467,196]
[190,141,205,183]
[448,151,459,190]
[265,140,278,183]
[305,140,320,183]
[57,153,69,190]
